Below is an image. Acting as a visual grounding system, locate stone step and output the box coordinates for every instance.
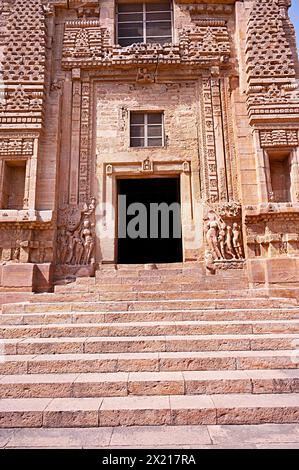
[1,393,299,427]
[54,285,269,296]
[95,267,247,279]
[1,369,299,399]
[1,308,298,325]
[3,297,297,314]
[2,333,299,355]
[1,320,299,339]
[2,350,298,376]
[51,290,268,301]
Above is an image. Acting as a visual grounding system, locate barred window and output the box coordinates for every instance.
[130,112,164,148]
[117,2,173,47]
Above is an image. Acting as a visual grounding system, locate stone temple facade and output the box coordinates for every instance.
[2,0,299,431]
[0,0,299,293]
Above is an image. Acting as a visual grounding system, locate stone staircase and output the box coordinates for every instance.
[0,264,299,428]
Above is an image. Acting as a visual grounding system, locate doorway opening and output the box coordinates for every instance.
[117,177,183,264]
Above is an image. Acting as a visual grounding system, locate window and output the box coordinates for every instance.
[130,112,164,148]
[117,2,172,47]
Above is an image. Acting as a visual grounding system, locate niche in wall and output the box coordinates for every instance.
[1,160,26,210]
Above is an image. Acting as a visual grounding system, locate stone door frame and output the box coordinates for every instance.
[97,158,196,264]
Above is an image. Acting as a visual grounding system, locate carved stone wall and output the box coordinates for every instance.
[55,198,96,280]
[0,0,298,290]
[62,19,231,69]
[0,0,54,290]
[204,202,245,272]
[246,0,299,125]
[245,205,299,259]
[0,0,48,128]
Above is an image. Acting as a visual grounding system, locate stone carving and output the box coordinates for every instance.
[246,0,299,124]
[62,20,230,70]
[141,158,153,173]
[0,0,47,128]
[202,78,219,202]
[0,137,34,157]
[0,226,53,264]
[245,206,299,258]
[136,68,155,84]
[185,4,233,16]
[260,129,298,148]
[57,198,96,267]
[204,204,244,270]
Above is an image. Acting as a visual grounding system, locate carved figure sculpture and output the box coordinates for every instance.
[218,222,227,259]
[205,250,215,273]
[73,231,84,265]
[82,220,95,265]
[225,225,234,258]
[65,230,76,265]
[206,220,222,260]
[57,197,96,266]
[232,223,243,259]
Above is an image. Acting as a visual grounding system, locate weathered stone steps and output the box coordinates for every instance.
[1,308,298,325]
[1,350,298,376]
[2,333,299,355]
[1,266,298,429]
[1,393,299,428]
[1,320,299,339]
[49,291,270,301]
[54,285,270,296]
[1,369,299,399]
[3,297,297,314]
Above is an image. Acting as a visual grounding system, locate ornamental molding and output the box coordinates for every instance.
[259,129,298,148]
[62,21,231,70]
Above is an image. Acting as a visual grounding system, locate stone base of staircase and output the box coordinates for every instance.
[0,264,299,428]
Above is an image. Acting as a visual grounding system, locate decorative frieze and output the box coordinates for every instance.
[202,78,219,203]
[0,224,54,264]
[185,4,233,16]
[0,137,34,157]
[62,20,231,69]
[245,206,299,259]
[259,129,298,148]
[79,81,91,204]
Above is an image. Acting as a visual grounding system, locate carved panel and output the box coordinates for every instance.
[0,137,34,157]
[202,78,219,202]
[79,81,91,203]
[204,203,244,272]
[245,206,299,258]
[0,226,53,264]
[259,129,298,148]
[56,198,96,267]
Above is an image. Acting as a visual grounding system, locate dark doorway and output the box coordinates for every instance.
[117,178,183,264]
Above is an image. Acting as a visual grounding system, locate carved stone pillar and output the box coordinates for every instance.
[202,77,219,203]
[69,74,82,205]
[28,138,39,210]
[252,130,269,204]
[211,77,228,202]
